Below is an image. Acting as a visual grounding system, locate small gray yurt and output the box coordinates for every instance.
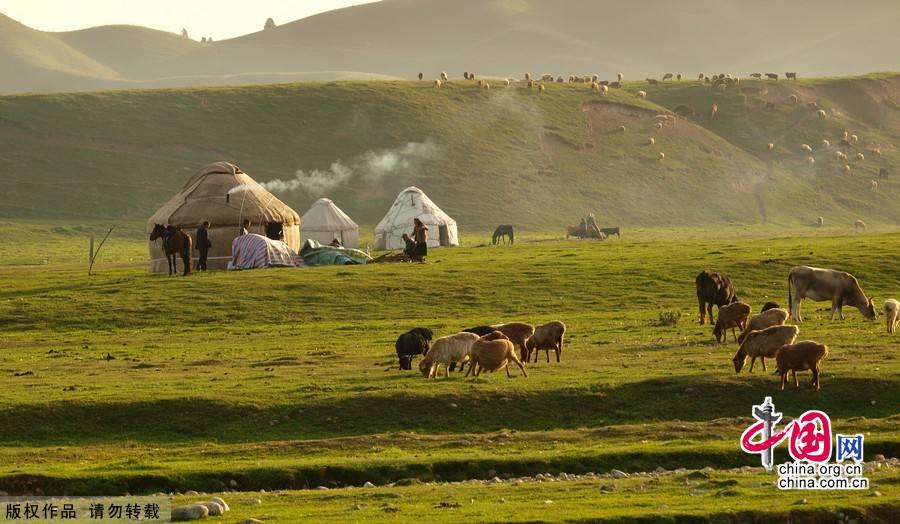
[147,162,300,272]
[300,198,360,248]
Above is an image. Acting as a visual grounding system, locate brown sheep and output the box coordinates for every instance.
[775,341,828,390]
[738,308,789,344]
[466,331,528,378]
[733,324,799,373]
[713,302,752,343]
[524,321,566,363]
[492,322,535,361]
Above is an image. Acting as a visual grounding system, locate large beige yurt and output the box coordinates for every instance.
[300,198,360,248]
[374,186,458,250]
[147,162,300,272]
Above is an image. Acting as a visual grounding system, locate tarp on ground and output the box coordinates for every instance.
[298,239,372,266]
[229,234,304,270]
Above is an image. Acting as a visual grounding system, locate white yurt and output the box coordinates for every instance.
[300,198,360,248]
[374,186,458,250]
[147,162,300,272]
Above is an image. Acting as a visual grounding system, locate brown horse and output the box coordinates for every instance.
[150,224,192,276]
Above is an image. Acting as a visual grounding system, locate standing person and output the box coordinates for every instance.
[195,221,212,271]
[411,218,428,263]
[241,219,250,236]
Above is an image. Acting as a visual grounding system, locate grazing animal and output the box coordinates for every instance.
[463,325,496,337]
[710,102,718,120]
[647,137,655,145]
[733,324,800,373]
[807,156,816,164]
[775,341,828,390]
[765,73,778,80]
[871,180,878,192]
[696,270,739,325]
[440,72,448,81]
[662,73,673,81]
[822,139,830,149]
[538,84,546,94]
[149,224,192,276]
[492,225,514,245]
[816,216,824,227]
[817,109,827,119]
[491,322,535,362]
[654,122,664,130]
[418,72,423,80]
[788,266,877,321]
[850,134,859,144]
[617,73,623,81]
[598,227,621,239]
[843,164,852,174]
[419,332,479,378]
[395,327,433,370]
[761,302,782,312]
[801,144,812,152]
[637,90,647,98]
[434,79,442,88]
[750,73,763,79]
[525,73,531,81]
[884,299,900,333]
[855,219,867,230]
[609,81,622,89]
[785,72,797,80]
[466,331,528,378]
[767,143,775,151]
[525,320,566,363]
[789,94,799,104]
[738,307,789,344]
[713,301,752,343]
[856,152,865,161]
[646,78,659,84]
[658,151,665,161]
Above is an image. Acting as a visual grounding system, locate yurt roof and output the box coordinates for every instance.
[300,198,358,232]
[374,186,456,233]
[148,162,299,230]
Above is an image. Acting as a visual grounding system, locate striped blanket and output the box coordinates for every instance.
[229,234,303,270]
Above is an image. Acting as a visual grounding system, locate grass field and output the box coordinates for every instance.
[1,223,898,522]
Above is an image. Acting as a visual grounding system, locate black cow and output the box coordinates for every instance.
[395,327,433,370]
[696,270,738,325]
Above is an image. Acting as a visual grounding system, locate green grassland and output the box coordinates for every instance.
[1,74,898,230]
[1,223,899,521]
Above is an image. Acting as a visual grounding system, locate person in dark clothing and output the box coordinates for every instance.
[195,221,212,271]
[411,218,428,263]
[401,233,416,259]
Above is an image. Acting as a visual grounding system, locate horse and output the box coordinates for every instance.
[149,223,192,276]
[492,225,514,245]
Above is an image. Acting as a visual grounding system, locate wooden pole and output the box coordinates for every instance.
[89,236,95,264]
[88,227,114,276]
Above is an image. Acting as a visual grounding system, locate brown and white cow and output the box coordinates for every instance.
[788,266,877,321]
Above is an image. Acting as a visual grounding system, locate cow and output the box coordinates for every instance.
[395,327,433,370]
[765,73,778,80]
[788,266,877,322]
[696,270,739,324]
[785,72,797,80]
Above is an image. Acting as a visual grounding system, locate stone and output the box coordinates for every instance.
[611,469,628,479]
[229,479,238,488]
[171,504,208,521]
[210,496,229,511]
[199,501,224,516]
[184,490,199,496]
[363,481,375,488]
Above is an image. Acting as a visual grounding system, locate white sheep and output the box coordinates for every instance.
[884,299,899,333]
[648,137,655,145]
[871,148,882,157]
[658,152,665,161]
[789,94,799,104]
[440,72,448,81]
[807,156,815,164]
[504,78,511,86]
[767,143,775,151]
[600,85,609,94]
[835,151,848,162]
[856,152,865,161]
[850,134,859,143]
[817,216,825,227]
[419,332,479,378]
[637,90,647,99]
[434,79,442,88]
[800,144,812,152]
[817,109,826,119]
[822,139,831,149]
[538,84,546,94]
[843,164,852,174]
[733,324,800,373]
[654,122,663,130]
[871,180,878,191]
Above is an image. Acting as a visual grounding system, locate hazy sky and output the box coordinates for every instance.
[0,0,381,40]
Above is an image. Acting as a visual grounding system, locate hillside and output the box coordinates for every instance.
[0,75,897,229]
[3,0,900,94]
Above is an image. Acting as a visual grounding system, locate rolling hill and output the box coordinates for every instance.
[3,0,900,94]
[0,75,897,229]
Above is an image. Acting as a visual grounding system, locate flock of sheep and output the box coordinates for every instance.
[698,265,898,391]
[395,321,566,379]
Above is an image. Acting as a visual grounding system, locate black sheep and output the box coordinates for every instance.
[395,327,433,370]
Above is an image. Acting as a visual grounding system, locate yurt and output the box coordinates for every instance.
[300,198,360,248]
[374,186,458,250]
[147,162,300,272]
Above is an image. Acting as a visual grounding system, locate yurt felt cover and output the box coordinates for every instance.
[300,198,360,248]
[147,162,300,272]
[373,186,458,250]
[230,234,303,270]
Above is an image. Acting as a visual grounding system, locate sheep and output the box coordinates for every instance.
[470,73,476,80]
[676,73,682,81]
[440,72,448,81]
[713,301,752,343]
[617,73,623,81]
[464,72,470,80]
[646,78,659,84]
[856,152,865,161]
[665,114,677,127]
[395,327,433,370]
[850,134,859,143]
[807,156,815,164]
[600,85,609,94]
[658,151,665,161]
[750,73,763,79]
[592,75,599,83]
[591,81,599,92]
[871,180,878,192]
[541,74,554,82]
[483,82,491,90]
[843,164,851,174]
[538,84,546,94]
[647,137,655,145]
[871,148,882,157]
[618,125,627,133]
[654,114,669,123]
[835,151,848,162]
[884,299,899,333]
[710,103,718,119]
[732,324,799,373]
[528,80,534,89]
[842,130,850,140]
[817,109,827,119]
[822,139,830,149]
[637,90,647,99]
[738,308,789,344]
[716,83,727,92]
[434,79,442,88]
[490,322,535,361]
[599,80,610,86]
[478,79,485,88]
[801,144,812,152]
[855,219,866,230]
[524,320,566,363]
[699,73,707,80]
[556,76,565,83]
[775,341,828,390]
[418,332,479,378]
[817,216,825,227]
[504,78,511,86]
[767,143,775,151]
[654,122,664,130]
[466,331,528,377]
[789,94,799,104]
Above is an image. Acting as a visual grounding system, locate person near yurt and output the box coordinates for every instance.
[300,198,360,249]
[147,162,300,272]
[373,186,458,251]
